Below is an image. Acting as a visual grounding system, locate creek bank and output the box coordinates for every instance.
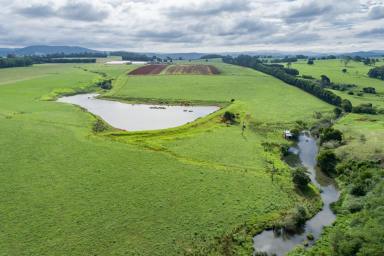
[253,133,340,256]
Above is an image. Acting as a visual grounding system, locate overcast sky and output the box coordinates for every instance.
[0,0,383,52]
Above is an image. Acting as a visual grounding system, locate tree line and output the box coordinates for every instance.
[110,51,152,61]
[0,56,96,68]
[368,66,384,80]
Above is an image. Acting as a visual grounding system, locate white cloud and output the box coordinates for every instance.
[0,0,383,52]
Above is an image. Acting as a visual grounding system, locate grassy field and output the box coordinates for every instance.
[292,59,384,109]
[0,61,332,255]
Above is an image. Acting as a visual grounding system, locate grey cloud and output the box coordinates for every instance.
[369,5,384,19]
[165,0,251,17]
[58,2,109,21]
[17,4,55,18]
[284,2,332,23]
[358,28,384,37]
[134,30,203,43]
[16,1,109,22]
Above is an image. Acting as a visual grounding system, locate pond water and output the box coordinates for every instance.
[57,93,219,131]
[253,134,340,256]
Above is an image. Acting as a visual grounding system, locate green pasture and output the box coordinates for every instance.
[292,59,384,108]
[0,61,331,255]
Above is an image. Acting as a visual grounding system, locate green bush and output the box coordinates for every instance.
[222,111,236,124]
[292,167,311,190]
[317,150,338,175]
[320,127,343,144]
[93,120,108,132]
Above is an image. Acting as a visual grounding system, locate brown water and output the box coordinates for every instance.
[253,134,340,255]
[57,93,219,131]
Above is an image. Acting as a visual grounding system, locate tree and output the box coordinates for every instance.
[292,167,311,190]
[287,62,292,69]
[307,59,314,65]
[341,99,353,112]
[362,87,376,94]
[334,107,342,118]
[320,75,331,87]
[342,56,352,67]
[222,111,236,124]
[317,150,338,175]
[342,68,347,73]
[320,127,343,144]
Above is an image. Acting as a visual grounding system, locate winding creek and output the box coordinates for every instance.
[253,134,340,255]
[57,93,219,131]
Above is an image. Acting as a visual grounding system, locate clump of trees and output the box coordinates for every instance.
[284,68,299,76]
[352,103,377,114]
[326,160,383,256]
[317,150,338,175]
[292,167,311,191]
[368,66,384,80]
[0,56,33,68]
[110,51,151,61]
[270,57,298,63]
[362,87,376,94]
[320,75,331,87]
[222,111,236,124]
[320,127,343,144]
[93,120,108,132]
[97,79,112,90]
[0,55,96,68]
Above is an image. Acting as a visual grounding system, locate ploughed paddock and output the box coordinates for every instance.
[128,64,220,75]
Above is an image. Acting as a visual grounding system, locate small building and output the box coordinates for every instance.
[284,130,293,139]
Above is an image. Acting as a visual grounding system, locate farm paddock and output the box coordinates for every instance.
[128,64,220,75]
[165,64,220,75]
[128,64,168,75]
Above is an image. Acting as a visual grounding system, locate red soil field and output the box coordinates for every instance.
[165,64,220,75]
[128,64,168,75]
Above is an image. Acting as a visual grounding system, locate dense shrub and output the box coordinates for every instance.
[222,111,236,124]
[341,99,353,112]
[270,57,297,63]
[284,68,299,76]
[362,87,376,94]
[367,66,384,80]
[320,75,331,87]
[329,83,356,91]
[93,120,108,132]
[292,167,311,190]
[352,103,377,114]
[320,127,343,144]
[334,107,342,118]
[317,150,338,175]
[302,75,314,80]
[0,56,33,68]
[98,79,112,90]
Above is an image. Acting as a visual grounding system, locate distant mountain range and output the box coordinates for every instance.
[0,45,383,59]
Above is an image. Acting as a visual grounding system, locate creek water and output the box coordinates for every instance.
[253,134,340,256]
[57,93,219,131]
